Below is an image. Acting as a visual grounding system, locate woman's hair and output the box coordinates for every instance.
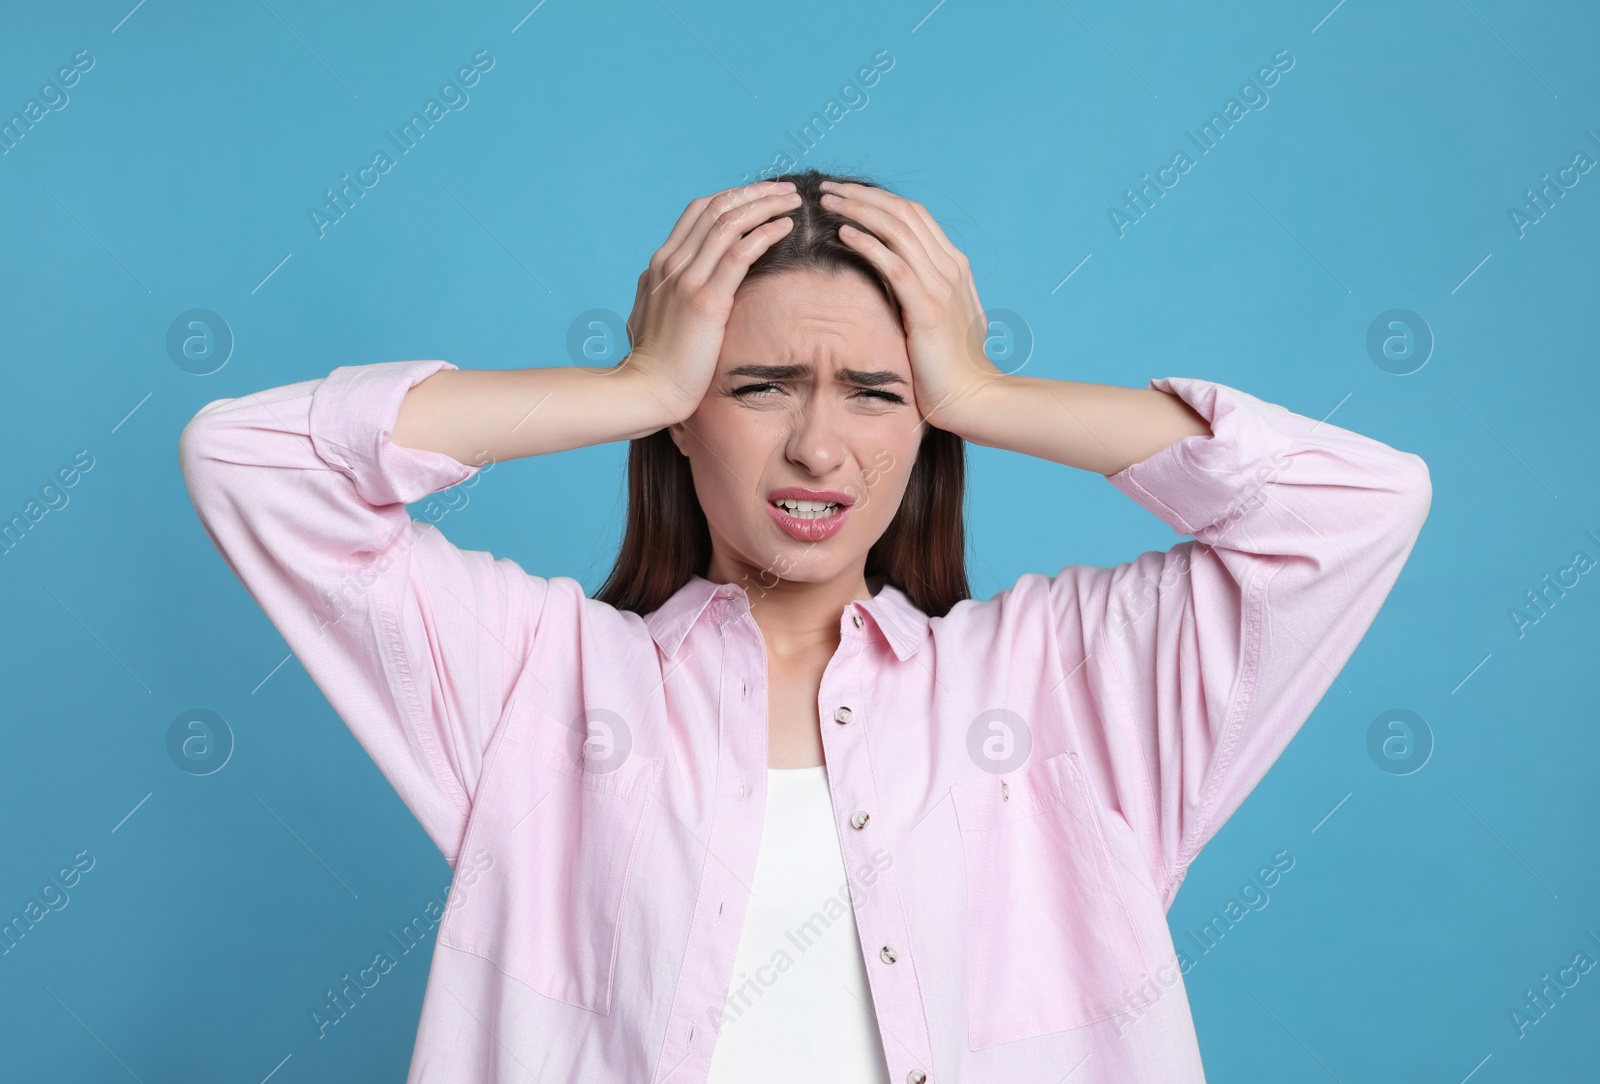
[594,168,970,618]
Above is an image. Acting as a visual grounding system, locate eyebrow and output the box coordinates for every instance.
[725,363,907,388]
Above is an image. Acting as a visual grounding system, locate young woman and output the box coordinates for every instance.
[179,169,1431,1083]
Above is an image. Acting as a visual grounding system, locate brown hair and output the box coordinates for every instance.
[594,168,970,618]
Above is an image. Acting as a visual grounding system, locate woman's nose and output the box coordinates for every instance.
[784,396,848,475]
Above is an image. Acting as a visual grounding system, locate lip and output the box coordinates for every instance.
[765,486,854,543]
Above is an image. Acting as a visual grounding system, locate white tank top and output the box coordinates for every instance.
[705,764,891,1083]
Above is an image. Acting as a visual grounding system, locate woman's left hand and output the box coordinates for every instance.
[819,180,1003,424]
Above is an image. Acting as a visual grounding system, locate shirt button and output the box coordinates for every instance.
[880,945,898,964]
[907,1072,927,1084]
[834,706,853,724]
[852,613,864,629]
[850,810,870,829]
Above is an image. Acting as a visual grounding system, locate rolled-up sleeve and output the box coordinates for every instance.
[178,360,548,863]
[1051,378,1431,908]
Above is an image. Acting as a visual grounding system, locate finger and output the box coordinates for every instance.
[823,182,946,254]
[824,185,987,347]
[650,196,718,273]
[656,181,795,283]
[656,180,789,259]
[670,189,802,292]
[700,215,796,301]
[819,183,955,287]
[828,184,977,307]
[905,200,972,276]
[822,190,944,298]
[832,220,938,328]
[648,181,787,291]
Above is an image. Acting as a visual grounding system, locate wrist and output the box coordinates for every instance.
[923,368,1002,441]
[613,356,703,428]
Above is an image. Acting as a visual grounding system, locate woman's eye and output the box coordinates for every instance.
[856,389,906,405]
[730,383,904,404]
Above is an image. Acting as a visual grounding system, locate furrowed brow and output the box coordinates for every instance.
[726,363,809,380]
[726,363,906,387]
[839,368,907,388]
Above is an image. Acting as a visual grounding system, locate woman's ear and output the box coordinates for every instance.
[667,421,689,457]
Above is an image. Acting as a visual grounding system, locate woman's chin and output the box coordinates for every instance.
[718,542,870,593]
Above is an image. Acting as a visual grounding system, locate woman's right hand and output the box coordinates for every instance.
[394,181,798,465]
[618,179,802,420]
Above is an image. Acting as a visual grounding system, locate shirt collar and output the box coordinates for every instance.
[643,573,930,662]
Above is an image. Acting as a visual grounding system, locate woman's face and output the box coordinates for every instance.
[668,267,923,594]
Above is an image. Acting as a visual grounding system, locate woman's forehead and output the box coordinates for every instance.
[725,270,907,360]
[733,267,895,318]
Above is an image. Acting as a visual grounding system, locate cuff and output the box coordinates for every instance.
[1105,377,1303,537]
[308,359,477,507]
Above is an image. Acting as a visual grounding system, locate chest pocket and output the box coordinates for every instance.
[437,712,663,1015]
[950,749,1147,1050]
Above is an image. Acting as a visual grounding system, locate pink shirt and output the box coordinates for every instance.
[179,360,1430,1082]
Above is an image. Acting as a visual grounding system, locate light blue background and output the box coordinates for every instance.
[2,0,1596,1080]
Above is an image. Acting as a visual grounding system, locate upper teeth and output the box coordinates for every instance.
[776,498,840,517]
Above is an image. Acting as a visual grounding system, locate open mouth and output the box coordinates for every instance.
[769,497,844,520]
[765,491,853,542]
